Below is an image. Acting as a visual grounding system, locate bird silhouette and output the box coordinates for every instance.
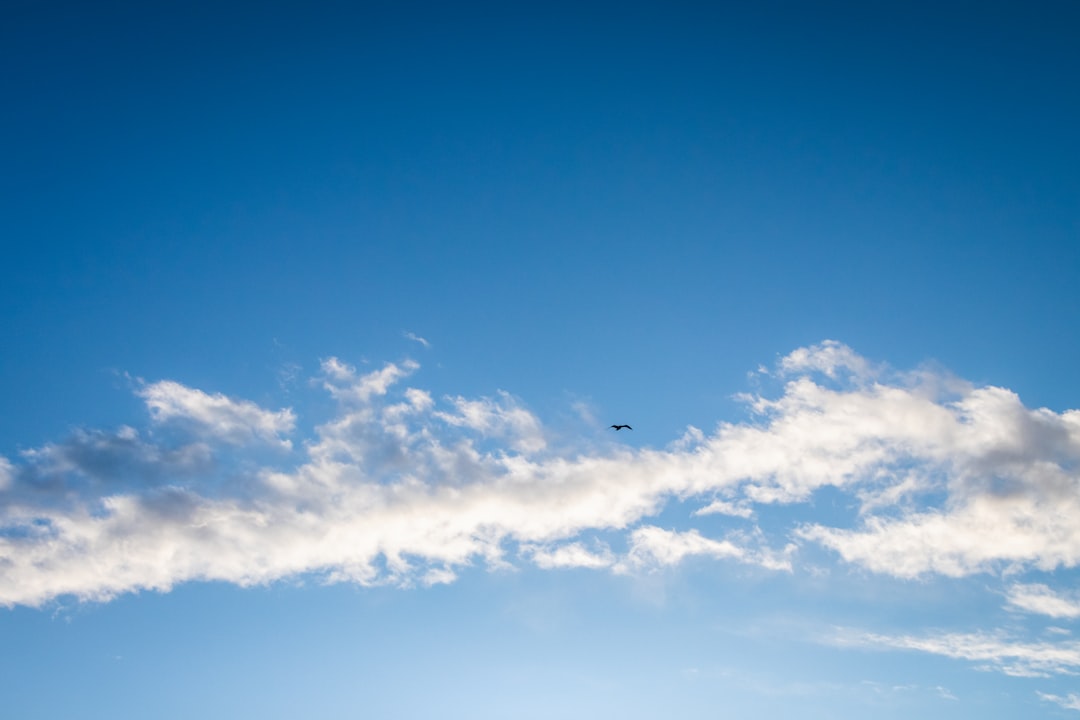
[610,424,632,431]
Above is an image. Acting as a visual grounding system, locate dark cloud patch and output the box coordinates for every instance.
[4,428,215,511]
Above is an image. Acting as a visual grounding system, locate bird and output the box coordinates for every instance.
[610,424,633,431]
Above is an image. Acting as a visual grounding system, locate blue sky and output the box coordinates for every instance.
[2,1,1080,717]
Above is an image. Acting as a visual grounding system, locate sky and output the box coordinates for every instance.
[2,1,1079,717]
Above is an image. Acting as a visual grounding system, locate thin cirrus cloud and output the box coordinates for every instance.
[403,331,431,349]
[0,341,1079,611]
[1005,583,1080,619]
[832,628,1080,678]
[1040,692,1080,712]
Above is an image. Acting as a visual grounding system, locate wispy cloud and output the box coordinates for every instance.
[2,341,1079,608]
[0,456,14,491]
[433,391,546,454]
[403,331,431,349]
[1006,583,1080,619]
[692,498,753,518]
[616,526,791,573]
[1039,692,1080,712]
[138,380,295,448]
[319,357,420,403]
[526,541,614,569]
[833,628,1080,678]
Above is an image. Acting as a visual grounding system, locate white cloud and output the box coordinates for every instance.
[693,498,753,518]
[433,391,545,454]
[1006,583,1080,619]
[619,526,745,570]
[1039,692,1080,712]
[616,526,791,573]
[138,380,295,448]
[779,339,875,379]
[403,331,431,348]
[776,378,1080,578]
[320,358,419,404]
[798,487,1080,578]
[528,542,614,569]
[2,341,1079,607]
[834,628,1080,678]
[420,566,456,586]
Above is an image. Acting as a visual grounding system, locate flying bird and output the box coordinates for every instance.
[610,424,632,431]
